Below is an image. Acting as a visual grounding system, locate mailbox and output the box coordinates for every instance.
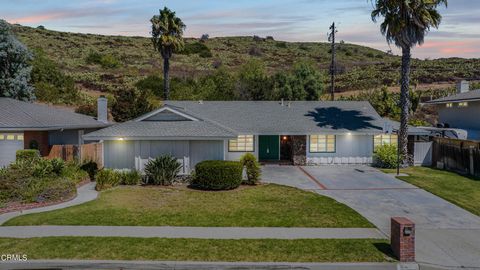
[391,217,415,262]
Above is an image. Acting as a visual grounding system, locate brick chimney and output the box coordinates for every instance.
[97,96,108,123]
[456,80,469,94]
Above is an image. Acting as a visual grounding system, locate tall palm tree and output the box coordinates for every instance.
[151,7,186,100]
[371,0,447,164]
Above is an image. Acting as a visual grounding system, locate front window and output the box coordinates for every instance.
[446,103,453,108]
[228,135,254,152]
[309,135,335,153]
[458,102,468,107]
[374,134,398,151]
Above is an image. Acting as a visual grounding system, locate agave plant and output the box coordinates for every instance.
[144,155,182,185]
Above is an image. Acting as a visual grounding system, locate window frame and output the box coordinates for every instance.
[228,135,255,153]
[309,135,336,153]
[373,134,398,152]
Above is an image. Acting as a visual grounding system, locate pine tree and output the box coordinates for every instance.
[0,20,35,101]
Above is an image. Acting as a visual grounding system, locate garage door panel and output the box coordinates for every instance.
[0,133,24,168]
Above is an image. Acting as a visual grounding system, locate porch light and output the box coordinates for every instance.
[282,136,288,140]
[117,137,125,141]
[346,132,352,136]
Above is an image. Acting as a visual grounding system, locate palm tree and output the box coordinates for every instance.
[151,7,186,100]
[371,0,447,164]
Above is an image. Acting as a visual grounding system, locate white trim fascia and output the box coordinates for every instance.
[83,136,235,141]
[134,106,201,122]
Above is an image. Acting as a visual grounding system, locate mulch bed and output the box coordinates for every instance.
[0,179,91,215]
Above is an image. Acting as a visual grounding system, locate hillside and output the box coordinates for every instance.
[13,25,480,101]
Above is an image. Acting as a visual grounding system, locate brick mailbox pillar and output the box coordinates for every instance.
[391,217,415,262]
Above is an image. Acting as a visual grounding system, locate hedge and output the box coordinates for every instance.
[192,160,243,190]
[16,149,40,161]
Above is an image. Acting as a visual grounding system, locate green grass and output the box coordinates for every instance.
[0,237,393,262]
[383,167,480,216]
[4,184,373,227]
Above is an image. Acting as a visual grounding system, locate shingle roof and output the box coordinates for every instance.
[165,101,389,135]
[0,98,108,130]
[83,120,236,140]
[426,89,480,104]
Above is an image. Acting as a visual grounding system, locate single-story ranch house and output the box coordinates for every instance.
[0,97,109,167]
[83,101,429,172]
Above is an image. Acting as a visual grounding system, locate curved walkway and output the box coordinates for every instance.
[0,182,98,225]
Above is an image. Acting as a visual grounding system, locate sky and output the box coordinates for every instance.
[1,0,479,59]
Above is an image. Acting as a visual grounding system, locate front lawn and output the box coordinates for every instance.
[0,237,393,262]
[384,167,480,216]
[4,184,373,227]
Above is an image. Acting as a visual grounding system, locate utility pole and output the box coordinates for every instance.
[328,22,337,101]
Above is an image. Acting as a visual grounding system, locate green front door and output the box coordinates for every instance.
[259,135,280,161]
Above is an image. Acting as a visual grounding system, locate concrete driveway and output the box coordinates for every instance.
[262,165,480,268]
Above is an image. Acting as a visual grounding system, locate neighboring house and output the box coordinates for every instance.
[0,97,109,167]
[426,81,480,140]
[83,101,428,172]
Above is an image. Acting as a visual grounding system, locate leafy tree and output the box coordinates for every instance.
[201,68,235,100]
[371,0,447,163]
[236,59,270,100]
[290,62,323,101]
[151,7,186,100]
[135,75,163,97]
[270,62,323,101]
[0,20,34,101]
[112,88,154,122]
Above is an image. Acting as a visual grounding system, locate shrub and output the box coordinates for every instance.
[50,158,65,175]
[119,170,142,185]
[32,158,54,178]
[249,46,262,56]
[62,161,89,184]
[240,153,261,185]
[192,160,243,190]
[16,149,40,161]
[86,50,120,68]
[80,160,98,181]
[144,155,182,185]
[276,42,287,48]
[95,169,122,191]
[373,144,398,169]
[75,103,97,117]
[180,42,212,57]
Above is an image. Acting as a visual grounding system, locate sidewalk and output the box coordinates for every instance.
[0,226,385,239]
[0,260,404,270]
[0,182,98,225]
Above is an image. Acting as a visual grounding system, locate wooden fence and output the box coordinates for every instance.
[47,143,103,167]
[432,137,480,177]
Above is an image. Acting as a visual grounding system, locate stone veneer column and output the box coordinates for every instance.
[291,135,306,165]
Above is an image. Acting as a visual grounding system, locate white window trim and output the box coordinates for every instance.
[309,135,336,153]
[228,135,255,152]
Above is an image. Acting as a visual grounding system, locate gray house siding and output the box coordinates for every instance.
[306,134,374,164]
[104,140,136,169]
[104,140,224,170]
[190,141,224,167]
[438,101,480,130]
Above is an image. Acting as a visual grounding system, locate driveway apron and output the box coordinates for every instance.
[262,165,480,268]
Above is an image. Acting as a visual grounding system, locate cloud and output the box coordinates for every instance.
[6,8,125,24]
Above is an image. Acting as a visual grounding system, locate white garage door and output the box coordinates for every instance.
[0,133,24,168]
